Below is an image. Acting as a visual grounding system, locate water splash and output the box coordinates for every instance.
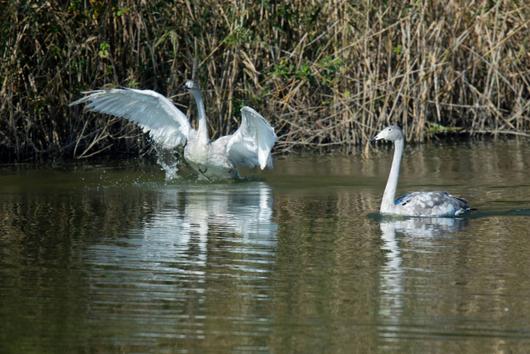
[154,144,182,181]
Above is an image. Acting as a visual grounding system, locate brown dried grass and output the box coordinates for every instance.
[1,0,530,161]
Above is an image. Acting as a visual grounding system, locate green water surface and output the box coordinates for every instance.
[1,141,530,353]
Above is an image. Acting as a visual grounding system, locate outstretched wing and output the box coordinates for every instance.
[70,88,191,149]
[226,106,277,169]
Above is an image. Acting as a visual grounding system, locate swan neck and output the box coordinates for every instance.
[191,89,209,143]
[381,138,404,212]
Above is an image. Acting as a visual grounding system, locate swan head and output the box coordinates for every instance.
[373,125,403,142]
[183,80,200,91]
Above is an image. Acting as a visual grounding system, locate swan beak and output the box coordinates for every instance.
[372,133,382,142]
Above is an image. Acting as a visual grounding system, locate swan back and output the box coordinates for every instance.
[392,192,470,217]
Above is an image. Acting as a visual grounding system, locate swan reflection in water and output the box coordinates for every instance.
[131,181,278,267]
[90,181,277,266]
[378,217,469,339]
[85,181,278,327]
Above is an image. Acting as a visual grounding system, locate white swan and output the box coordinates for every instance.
[373,125,471,217]
[70,80,277,180]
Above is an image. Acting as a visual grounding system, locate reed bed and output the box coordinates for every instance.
[1,0,530,161]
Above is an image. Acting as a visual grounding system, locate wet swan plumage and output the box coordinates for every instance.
[373,125,471,217]
[70,80,277,180]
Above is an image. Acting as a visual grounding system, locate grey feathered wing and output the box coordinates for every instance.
[70,88,191,149]
[226,106,277,169]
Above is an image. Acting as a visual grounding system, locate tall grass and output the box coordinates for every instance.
[1,0,530,161]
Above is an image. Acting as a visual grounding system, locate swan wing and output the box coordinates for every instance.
[227,106,277,169]
[396,192,470,217]
[70,88,191,149]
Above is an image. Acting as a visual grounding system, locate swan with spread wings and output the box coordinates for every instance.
[70,80,277,180]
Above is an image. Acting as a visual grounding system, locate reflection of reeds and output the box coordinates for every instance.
[2,1,530,161]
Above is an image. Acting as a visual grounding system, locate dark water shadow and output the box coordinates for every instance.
[368,207,530,225]
[468,208,530,218]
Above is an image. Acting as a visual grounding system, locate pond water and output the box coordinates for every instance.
[1,140,530,353]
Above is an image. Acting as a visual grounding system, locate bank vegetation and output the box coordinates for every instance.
[1,0,530,161]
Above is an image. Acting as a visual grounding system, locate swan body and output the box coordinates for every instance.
[373,125,470,217]
[70,80,276,180]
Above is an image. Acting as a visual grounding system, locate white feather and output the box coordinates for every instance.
[227,106,277,170]
[70,88,191,149]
